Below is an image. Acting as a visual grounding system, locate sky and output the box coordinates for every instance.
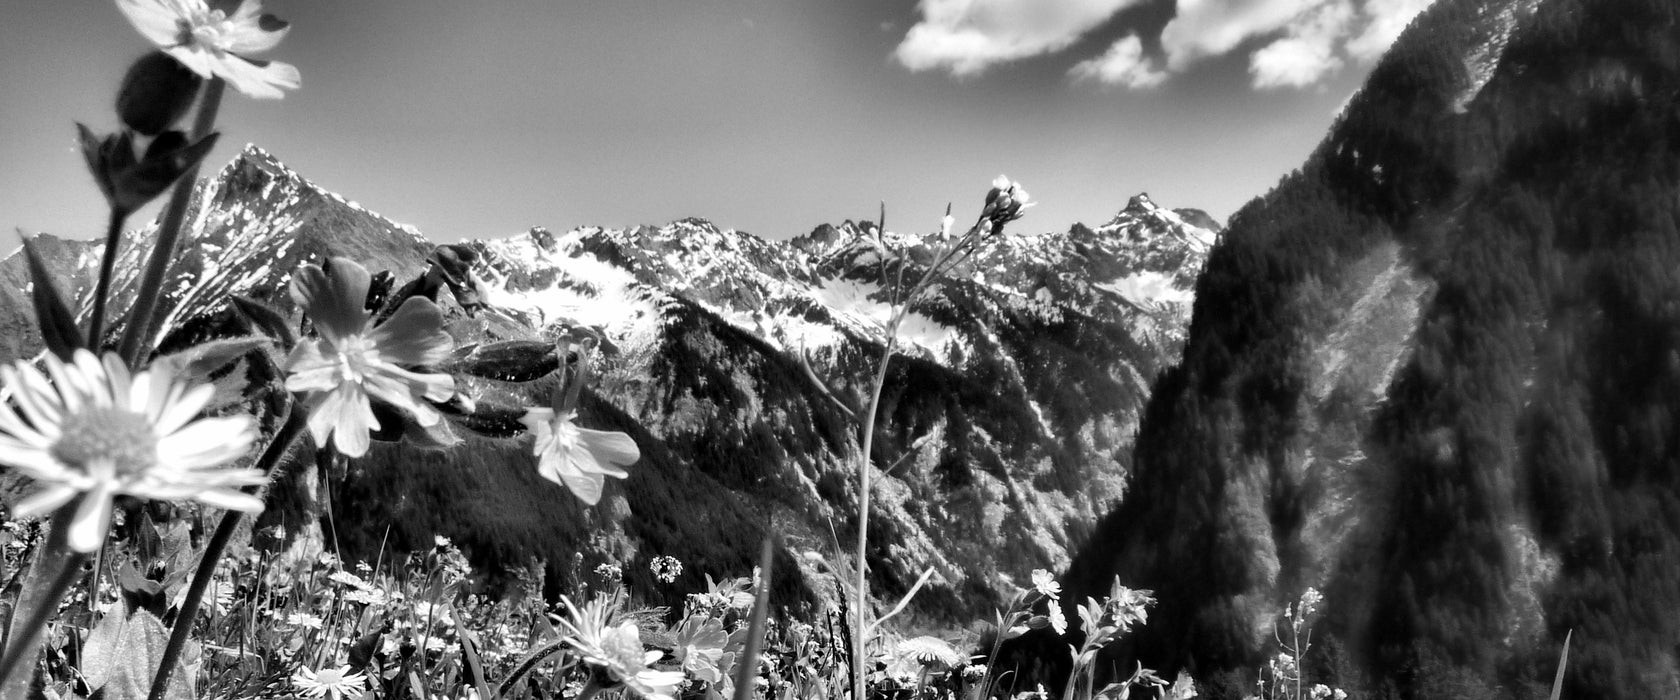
[0,0,1429,244]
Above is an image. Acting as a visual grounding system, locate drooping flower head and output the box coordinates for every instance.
[290,664,367,700]
[556,594,686,700]
[519,338,639,505]
[284,257,456,457]
[0,350,261,552]
[116,0,301,99]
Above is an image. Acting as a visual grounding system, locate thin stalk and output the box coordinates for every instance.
[848,223,978,700]
[0,505,90,695]
[119,77,224,366]
[852,326,897,700]
[147,403,305,700]
[87,207,130,347]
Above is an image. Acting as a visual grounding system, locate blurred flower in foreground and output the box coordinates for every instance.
[285,257,455,458]
[115,0,301,99]
[520,342,639,505]
[0,350,261,552]
[557,595,685,700]
[290,664,367,700]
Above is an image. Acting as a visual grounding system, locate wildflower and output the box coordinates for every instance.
[556,595,685,700]
[115,0,301,99]
[290,664,367,700]
[595,563,623,581]
[894,636,963,671]
[650,555,683,583]
[673,614,728,683]
[284,257,455,458]
[1104,583,1154,632]
[983,175,1035,228]
[285,611,324,629]
[519,404,639,506]
[1311,685,1332,700]
[1029,569,1060,599]
[0,350,261,553]
[962,664,988,681]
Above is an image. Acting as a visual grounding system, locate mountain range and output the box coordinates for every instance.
[0,145,1216,629]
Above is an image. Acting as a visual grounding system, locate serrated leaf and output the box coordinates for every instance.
[150,336,270,385]
[19,236,84,360]
[230,295,296,346]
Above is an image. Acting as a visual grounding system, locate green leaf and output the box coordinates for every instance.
[80,597,196,700]
[443,339,560,382]
[18,235,84,360]
[149,336,271,384]
[230,295,297,346]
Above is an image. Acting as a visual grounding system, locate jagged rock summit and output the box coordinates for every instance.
[1,145,1217,622]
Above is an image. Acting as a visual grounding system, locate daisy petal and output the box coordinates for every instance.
[192,488,265,512]
[66,486,115,553]
[12,484,80,520]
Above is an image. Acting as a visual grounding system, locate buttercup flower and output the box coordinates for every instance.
[284,257,455,458]
[290,664,367,700]
[116,0,301,99]
[557,595,686,700]
[0,349,261,552]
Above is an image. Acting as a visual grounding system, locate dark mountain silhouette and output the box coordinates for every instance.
[1057,0,1680,697]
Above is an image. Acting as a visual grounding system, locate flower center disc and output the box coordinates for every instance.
[50,406,158,475]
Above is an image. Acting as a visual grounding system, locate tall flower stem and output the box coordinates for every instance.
[849,226,979,700]
[88,208,131,348]
[119,77,225,367]
[0,504,91,695]
[148,401,305,700]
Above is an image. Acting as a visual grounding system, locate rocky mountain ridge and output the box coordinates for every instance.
[0,146,1217,624]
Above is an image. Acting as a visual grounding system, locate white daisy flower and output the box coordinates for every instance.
[290,664,366,700]
[0,349,261,553]
[115,0,301,99]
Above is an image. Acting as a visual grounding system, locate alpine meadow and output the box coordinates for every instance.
[0,1,1677,699]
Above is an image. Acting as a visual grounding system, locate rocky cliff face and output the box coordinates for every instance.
[0,147,1215,624]
[1058,0,1680,697]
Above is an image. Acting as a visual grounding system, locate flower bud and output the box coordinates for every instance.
[116,52,203,135]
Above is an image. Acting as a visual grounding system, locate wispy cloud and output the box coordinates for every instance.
[894,0,1149,77]
[895,0,1431,90]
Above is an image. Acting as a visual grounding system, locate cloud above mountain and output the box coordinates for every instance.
[894,0,1150,77]
[896,0,1432,89]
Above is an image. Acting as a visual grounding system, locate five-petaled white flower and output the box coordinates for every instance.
[116,0,301,99]
[556,595,686,700]
[0,349,262,553]
[519,342,638,505]
[520,406,639,505]
[290,664,367,700]
[284,257,455,458]
[1030,569,1061,599]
